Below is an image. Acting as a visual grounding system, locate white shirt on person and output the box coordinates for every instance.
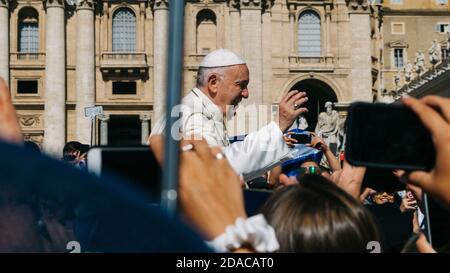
[151,88,293,181]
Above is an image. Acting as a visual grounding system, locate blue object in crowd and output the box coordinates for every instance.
[229,134,247,144]
[282,129,323,177]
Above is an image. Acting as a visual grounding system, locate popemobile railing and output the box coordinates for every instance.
[161,0,185,217]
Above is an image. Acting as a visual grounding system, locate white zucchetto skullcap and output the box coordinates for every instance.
[199,49,246,68]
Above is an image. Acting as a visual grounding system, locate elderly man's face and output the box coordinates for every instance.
[216,64,249,114]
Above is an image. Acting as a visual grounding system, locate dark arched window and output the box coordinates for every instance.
[18,7,39,53]
[112,8,136,52]
[196,9,217,54]
[298,11,321,57]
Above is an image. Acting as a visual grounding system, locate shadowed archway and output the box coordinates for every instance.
[289,79,338,132]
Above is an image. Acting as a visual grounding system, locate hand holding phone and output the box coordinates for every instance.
[285,132,312,145]
[290,133,311,144]
[310,133,329,151]
[396,96,450,250]
[400,96,450,210]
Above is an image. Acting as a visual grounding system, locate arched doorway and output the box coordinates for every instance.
[289,79,338,132]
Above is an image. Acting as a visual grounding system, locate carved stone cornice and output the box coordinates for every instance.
[240,0,261,10]
[140,114,151,121]
[139,1,146,17]
[99,114,110,122]
[103,1,109,17]
[0,0,9,9]
[346,0,369,13]
[227,0,239,11]
[370,2,383,20]
[45,0,65,9]
[76,0,94,11]
[262,0,273,14]
[151,0,168,12]
[18,115,41,128]
[288,2,297,18]
[288,10,295,18]
[325,3,332,18]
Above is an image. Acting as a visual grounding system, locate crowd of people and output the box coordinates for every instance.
[1,48,450,253]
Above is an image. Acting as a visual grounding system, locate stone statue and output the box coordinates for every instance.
[315,101,339,154]
[414,51,426,76]
[404,61,413,82]
[429,39,442,65]
[447,32,450,54]
[337,117,347,152]
[394,69,402,89]
[380,90,395,103]
[289,114,309,131]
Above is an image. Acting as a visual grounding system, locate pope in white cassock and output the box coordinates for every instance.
[150,49,309,181]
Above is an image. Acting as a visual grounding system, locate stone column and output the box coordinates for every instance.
[99,114,109,146]
[229,0,241,54]
[261,1,272,105]
[325,5,332,57]
[138,2,146,52]
[102,1,109,52]
[373,3,383,100]
[75,0,95,145]
[289,9,295,56]
[347,0,372,102]
[140,114,150,145]
[0,0,9,84]
[152,0,169,123]
[240,0,263,105]
[43,0,66,156]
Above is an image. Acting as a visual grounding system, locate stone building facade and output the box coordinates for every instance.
[381,0,450,95]
[0,0,382,155]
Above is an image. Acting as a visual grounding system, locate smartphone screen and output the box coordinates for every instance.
[87,147,162,202]
[346,102,436,170]
[290,134,311,144]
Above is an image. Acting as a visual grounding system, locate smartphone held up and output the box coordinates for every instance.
[87,146,162,202]
[345,102,436,171]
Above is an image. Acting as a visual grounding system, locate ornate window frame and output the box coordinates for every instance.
[17,6,40,53]
[111,6,137,52]
[296,8,323,57]
[389,40,409,70]
[11,4,45,55]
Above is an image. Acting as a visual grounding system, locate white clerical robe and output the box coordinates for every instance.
[151,88,292,181]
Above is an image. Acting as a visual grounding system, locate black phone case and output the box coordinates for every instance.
[345,102,391,169]
[290,134,311,144]
[345,102,434,171]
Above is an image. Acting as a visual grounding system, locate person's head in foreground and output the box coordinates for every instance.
[260,174,381,252]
